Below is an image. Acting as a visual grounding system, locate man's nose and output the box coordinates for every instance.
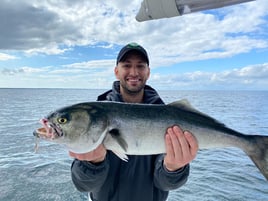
[129,66,138,75]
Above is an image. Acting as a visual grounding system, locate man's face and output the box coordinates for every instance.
[115,52,150,95]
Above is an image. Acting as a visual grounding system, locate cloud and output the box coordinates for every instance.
[0,0,267,89]
[0,53,17,61]
[0,0,141,53]
[0,0,83,52]
[1,66,46,75]
[64,59,114,70]
[0,0,267,61]
[149,63,268,90]
[0,59,116,88]
[221,63,268,79]
[2,61,267,90]
[145,2,268,67]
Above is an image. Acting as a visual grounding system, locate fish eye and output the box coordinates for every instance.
[57,117,68,124]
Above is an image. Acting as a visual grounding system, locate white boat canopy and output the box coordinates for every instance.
[136,0,255,22]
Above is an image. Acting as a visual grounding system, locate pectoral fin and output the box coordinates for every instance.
[111,150,129,162]
[103,128,129,161]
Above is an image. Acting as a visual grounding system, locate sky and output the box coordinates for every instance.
[0,0,267,90]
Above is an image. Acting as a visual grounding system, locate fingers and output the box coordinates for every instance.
[165,132,174,158]
[164,125,198,171]
[174,126,191,158]
[166,126,184,159]
[184,130,199,157]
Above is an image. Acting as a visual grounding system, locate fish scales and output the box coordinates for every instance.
[33,100,268,180]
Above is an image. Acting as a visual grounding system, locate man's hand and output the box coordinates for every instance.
[164,125,198,171]
[69,144,107,163]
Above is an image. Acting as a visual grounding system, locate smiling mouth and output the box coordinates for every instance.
[127,78,141,83]
[33,119,63,139]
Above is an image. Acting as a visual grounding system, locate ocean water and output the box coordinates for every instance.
[0,88,267,201]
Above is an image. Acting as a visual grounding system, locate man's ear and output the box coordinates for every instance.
[146,66,150,80]
[114,66,119,79]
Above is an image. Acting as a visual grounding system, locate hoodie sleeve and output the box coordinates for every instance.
[154,154,189,191]
[71,158,110,192]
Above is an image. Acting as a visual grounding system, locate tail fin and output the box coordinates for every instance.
[245,135,268,180]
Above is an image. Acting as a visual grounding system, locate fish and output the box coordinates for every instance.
[33,100,268,180]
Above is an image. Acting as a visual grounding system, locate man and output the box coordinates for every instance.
[70,42,198,201]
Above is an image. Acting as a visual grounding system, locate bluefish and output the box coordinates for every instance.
[33,100,268,180]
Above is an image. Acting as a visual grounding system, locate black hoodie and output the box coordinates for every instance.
[71,81,190,201]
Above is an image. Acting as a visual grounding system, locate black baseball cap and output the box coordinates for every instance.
[116,42,149,65]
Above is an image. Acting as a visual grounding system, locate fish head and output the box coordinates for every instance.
[33,103,108,153]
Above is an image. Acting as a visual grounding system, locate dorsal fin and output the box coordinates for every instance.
[168,99,224,124]
[168,99,206,115]
[168,99,192,109]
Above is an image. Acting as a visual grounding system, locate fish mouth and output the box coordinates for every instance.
[33,118,63,140]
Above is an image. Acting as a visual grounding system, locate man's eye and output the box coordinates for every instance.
[137,65,146,69]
